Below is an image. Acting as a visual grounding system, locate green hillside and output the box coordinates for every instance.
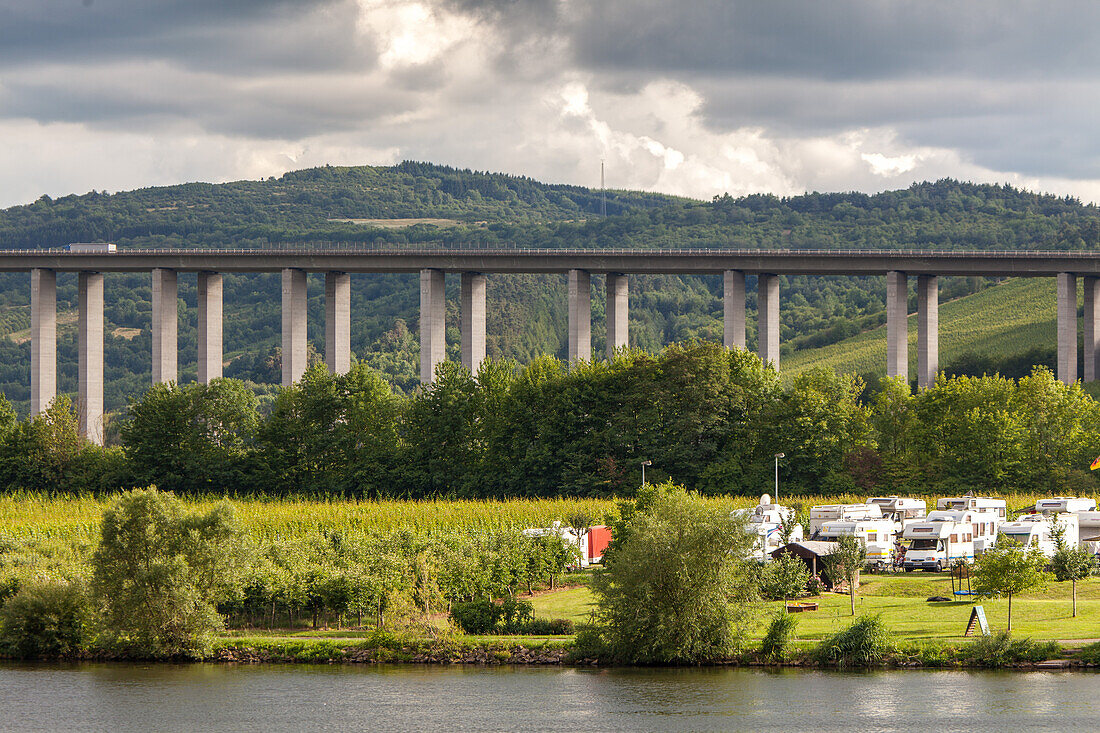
[785,277,1058,378]
[0,164,1098,414]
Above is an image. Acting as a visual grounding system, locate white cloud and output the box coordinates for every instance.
[2,0,1100,208]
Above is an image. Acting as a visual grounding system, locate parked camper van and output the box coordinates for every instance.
[936,497,1007,553]
[816,518,897,567]
[735,494,804,560]
[902,511,975,571]
[1033,497,1097,515]
[1077,512,1100,556]
[998,513,1079,558]
[865,497,926,531]
[809,503,882,535]
[65,243,117,253]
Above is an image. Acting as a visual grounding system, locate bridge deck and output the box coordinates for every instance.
[1,247,1099,276]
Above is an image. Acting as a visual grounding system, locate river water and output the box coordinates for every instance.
[1,663,1097,732]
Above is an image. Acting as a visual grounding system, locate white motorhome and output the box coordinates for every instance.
[66,242,117,253]
[809,503,883,536]
[1077,512,1100,555]
[734,494,804,560]
[936,497,1007,553]
[902,512,975,571]
[998,513,1080,558]
[816,518,897,567]
[1033,497,1097,515]
[866,496,927,525]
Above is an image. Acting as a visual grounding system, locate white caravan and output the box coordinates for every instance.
[522,522,586,566]
[810,503,883,536]
[866,497,927,526]
[734,494,804,560]
[816,518,897,567]
[936,497,1007,553]
[998,513,1080,558]
[902,511,975,571]
[1033,497,1097,515]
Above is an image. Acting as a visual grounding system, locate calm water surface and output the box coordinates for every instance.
[0,663,1097,732]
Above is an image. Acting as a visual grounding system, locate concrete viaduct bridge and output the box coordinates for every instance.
[12,246,1100,444]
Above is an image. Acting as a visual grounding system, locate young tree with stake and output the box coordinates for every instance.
[972,537,1048,632]
[822,535,866,616]
[1051,521,1095,618]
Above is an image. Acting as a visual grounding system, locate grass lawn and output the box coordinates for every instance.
[530,586,595,622]
[525,572,1100,644]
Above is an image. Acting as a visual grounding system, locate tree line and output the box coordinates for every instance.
[1,340,1098,498]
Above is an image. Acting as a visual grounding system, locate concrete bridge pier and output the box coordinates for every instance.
[757,274,780,368]
[568,269,591,361]
[886,271,908,381]
[606,273,628,359]
[197,272,223,384]
[151,268,177,384]
[461,273,486,374]
[917,275,939,389]
[281,268,308,386]
[1057,272,1077,384]
[30,269,56,416]
[325,272,350,375]
[78,272,104,445]
[420,268,445,383]
[723,270,746,349]
[1084,277,1100,383]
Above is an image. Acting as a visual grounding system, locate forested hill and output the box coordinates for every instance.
[0,163,1097,416]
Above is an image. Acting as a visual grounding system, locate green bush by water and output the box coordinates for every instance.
[963,631,1060,667]
[0,580,89,659]
[760,611,798,661]
[814,615,892,667]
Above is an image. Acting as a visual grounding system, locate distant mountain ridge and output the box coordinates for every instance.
[0,164,1096,415]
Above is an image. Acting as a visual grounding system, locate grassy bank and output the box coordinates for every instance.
[786,277,1057,377]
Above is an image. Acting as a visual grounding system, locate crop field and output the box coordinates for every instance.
[0,491,1064,544]
[785,277,1058,377]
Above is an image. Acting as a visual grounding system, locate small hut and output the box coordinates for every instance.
[770,541,840,590]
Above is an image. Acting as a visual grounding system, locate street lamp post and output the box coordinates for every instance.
[641,460,652,488]
[774,452,785,504]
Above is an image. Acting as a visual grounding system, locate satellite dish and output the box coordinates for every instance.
[760,493,771,506]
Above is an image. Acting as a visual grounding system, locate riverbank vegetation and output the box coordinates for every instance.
[2,485,1099,667]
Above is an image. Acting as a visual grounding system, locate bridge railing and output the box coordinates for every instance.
[0,246,1099,257]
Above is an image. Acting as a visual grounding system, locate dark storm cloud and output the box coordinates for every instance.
[1,0,1099,184]
[563,1,1100,81]
[0,0,370,73]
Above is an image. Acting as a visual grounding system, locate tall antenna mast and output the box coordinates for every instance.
[600,159,606,217]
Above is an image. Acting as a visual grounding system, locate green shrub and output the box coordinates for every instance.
[518,617,575,635]
[760,611,798,661]
[963,631,1060,667]
[759,555,811,601]
[450,600,501,634]
[499,598,533,633]
[0,580,89,659]
[814,614,892,667]
[1076,641,1100,665]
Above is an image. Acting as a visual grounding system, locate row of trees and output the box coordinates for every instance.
[2,341,1099,497]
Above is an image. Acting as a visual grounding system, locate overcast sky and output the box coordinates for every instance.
[1,0,1099,208]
